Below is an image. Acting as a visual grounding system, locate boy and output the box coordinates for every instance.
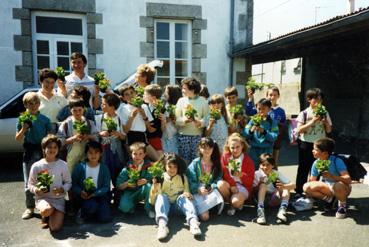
[15,92,52,219]
[295,88,332,197]
[116,142,153,217]
[58,52,100,109]
[303,138,351,219]
[224,86,246,134]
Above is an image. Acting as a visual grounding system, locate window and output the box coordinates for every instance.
[155,20,192,86]
[31,12,87,82]
[280,60,286,75]
[294,58,302,74]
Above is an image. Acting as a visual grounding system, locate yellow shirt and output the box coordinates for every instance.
[150,173,190,204]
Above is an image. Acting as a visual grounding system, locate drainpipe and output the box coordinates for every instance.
[229,0,235,87]
[348,0,355,13]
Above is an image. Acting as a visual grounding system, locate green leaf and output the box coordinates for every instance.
[83,177,97,194]
[315,159,331,173]
[73,120,90,134]
[251,114,263,127]
[103,117,117,132]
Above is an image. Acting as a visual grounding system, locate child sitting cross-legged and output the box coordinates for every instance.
[253,154,295,224]
[150,153,201,240]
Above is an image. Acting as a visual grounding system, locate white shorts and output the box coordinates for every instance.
[236,183,249,199]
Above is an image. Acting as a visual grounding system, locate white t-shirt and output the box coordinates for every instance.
[120,104,153,132]
[253,169,290,193]
[37,90,68,123]
[63,72,96,107]
[86,164,100,185]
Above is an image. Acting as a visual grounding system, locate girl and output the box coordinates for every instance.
[135,63,156,88]
[253,154,295,224]
[150,153,201,240]
[161,85,182,154]
[28,134,72,231]
[204,94,229,151]
[218,133,255,216]
[176,77,209,164]
[186,137,224,221]
[72,141,112,224]
[243,98,279,169]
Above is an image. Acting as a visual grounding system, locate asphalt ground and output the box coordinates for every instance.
[1,144,368,247]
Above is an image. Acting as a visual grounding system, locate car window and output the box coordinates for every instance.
[0,93,27,119]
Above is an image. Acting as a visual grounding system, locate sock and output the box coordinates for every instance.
[280,199,289,209]
[258,202,264,208]
[158,218,167,227]
[338,201,347,208]
[322,195,332,203]
[190,217,199,226]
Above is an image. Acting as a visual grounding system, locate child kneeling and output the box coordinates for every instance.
[303,137,351,219]
[150,154,201,240]
[253,154,295,224]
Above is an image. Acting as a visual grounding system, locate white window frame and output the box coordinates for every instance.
[154,19,192,85]
[31,11,87,83]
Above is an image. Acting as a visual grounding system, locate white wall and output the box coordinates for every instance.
[96,0,232,95]
[0,0,23,104]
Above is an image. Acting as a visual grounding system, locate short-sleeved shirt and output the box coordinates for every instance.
[37,91,68,123]
[311,156,347,184]
[16,112,52,144]
[297,106,332,143]
[64,72,96,97]
[253,169,290,193]
[120,104,153,132]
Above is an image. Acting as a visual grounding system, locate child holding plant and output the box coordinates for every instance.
[161,85,182,153]
[176,77,209,164]
[15,92,52,220]
[186,137,223,221]
[150,153,202,240]
[295,88,332,197]
[116,142,154,217]
[224,87,247,134]
[303,138,351,219]
[253,154,295,224]
[204,94,229,151]
[28,134,72,231]
[243,98,279,169]
[218,133,255,216]
[72,141,112,224]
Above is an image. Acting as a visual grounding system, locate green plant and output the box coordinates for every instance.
[94,72,111,93]
[73,120,90,135]
[103,117,117,132]
[184,104,198,120]
[199,173,212,191]
[267,171,279,185]
[55,67,66,82]
[245,77,274,93]
[315,159,331,173]
[313,104,327,118]
[166,104,176,119]
[36,169,54,193]
[127,168,141,186]
[148,160,165,183]
[83,177,97,195]
[131,96,144,108]
[228,159,241,175]
[251,114,263,127]
[209,107,221,121]
[230,104,244,119]
[153,99,166,118]
[135,86,145,97]
[18,111,37,128]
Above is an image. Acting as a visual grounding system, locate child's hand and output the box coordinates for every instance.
[247,89,254,99]
[21,122,31,130]
[182,192,193,200]
[52,187,64,196]
[275,181,284,189]
[137,178,147,186]
[209,118,216,126]
[233,171,243,178]
[130,108,139,118]
[159,113,166,122]
[250,125,258,132]
[111,130,122,139]
[184,117,193,124]
[230,186,239,194]
[35,188,45,196]
[99,131,110,137]
[321,171,334,180]
[194,120,202,128]
[199,186,209,196]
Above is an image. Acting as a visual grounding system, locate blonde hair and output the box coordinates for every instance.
[223,133,249,154]
[136,64,156,84]
[23,92,40,106]
[129,142,146,153]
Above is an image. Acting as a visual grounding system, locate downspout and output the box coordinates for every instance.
[229,0,235,87]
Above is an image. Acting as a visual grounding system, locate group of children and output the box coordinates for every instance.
[16,52,352,239]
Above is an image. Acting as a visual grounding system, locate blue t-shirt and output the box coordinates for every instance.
[311,155,348,184]
[16,112,52,144]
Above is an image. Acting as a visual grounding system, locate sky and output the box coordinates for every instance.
[253,0,369,43]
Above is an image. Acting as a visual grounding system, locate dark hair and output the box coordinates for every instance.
[198,137,222,179]
[314,137,335,155]
[85,141,103,155]
[257,98,272,109]
[306,88,324,100]
[39,68,58,83]
[199,84,210,99]
[70,52,87,64]
[267,86,280,96]
[41,134,61,156]
[164,85,182,105]
[259,153,276,168]
[164,153,187,176]
[144,84,162,99]
[69,98,85,109]
[224,86,238,97]
[73,85,91,107]
[181,77,201,95]
[103,93,121,109]
[118,85,135,96]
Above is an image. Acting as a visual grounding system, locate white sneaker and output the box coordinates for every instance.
[190,221,202,236]
[22,208,34,220]
[277,207,287,222]
[157,225,169,240]
[148,211,156,219]
[227,207,236,216]
[256,207,266,225]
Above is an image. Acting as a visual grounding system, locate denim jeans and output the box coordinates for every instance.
[81,196,112,222]
[155,194,198,225]
[23,144,42,209]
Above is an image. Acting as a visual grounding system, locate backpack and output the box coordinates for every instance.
[332,153,367,182]
[287,111,307,145]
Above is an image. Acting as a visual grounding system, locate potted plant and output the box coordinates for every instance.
[245,77,274,93]
[199,172,212,191]
[18,111,37,128]
[83,177,97,196]
[73,120,90,135]
[148,159,165,184]
[36,169,54,193]
[153,99,166,118]
[166,104,176,120]
[209,107,221,121]
[103,117,117,133]
[134,86,145,97]
[228,159,241,176]
[55,67,66,82]
[229,104,244,120]
[313,104,327,118]
[131,96,144,108]
[267,171,279,187]
[251,114,263,127]
[184,104,198,120]
[127,168,141,187]
[94,72,111,93]
[315,160,331,174]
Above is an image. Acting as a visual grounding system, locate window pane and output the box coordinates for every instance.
[57,57,70,71]
[157,60,170,77]
[36,16,82,35]
[37,56,49,69]
[175,77,184,85]
[175,42,188,59]
[175,24,188,41]
[57,42,69,55]
[157,41,169,58]
[37,40,49,54]
[157,77,170,88]
[71,42,82,53]
[175,60,188,77]
[156,22,169,40]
